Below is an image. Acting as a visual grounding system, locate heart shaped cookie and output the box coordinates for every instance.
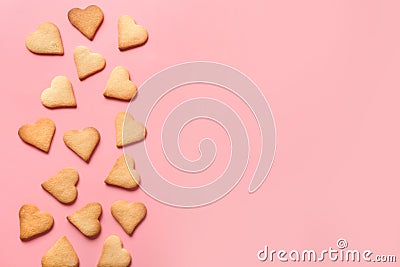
[41,236,79,267]
[19,204,54,240]
[111,200,146,235]
[41,76,77,108]
[25,22,64,55]
[115,111,146,148]
[118,15,148,50]
[103,66,138,101]
[68,5,104,40]
[97,235,131,267]
[63,127,100,162]
[105,154,140,190]
[73,46,106,80]
[41,168,79,204]
[18,118,56,153]
[67,202,102,238]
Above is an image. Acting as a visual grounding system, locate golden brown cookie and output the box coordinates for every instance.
[19,204,54,240]
[118,15,148,50]
[41,76,77,108]
[97,235,131,267]
[41,236,79,267]
[18,118,56,153]
[68,5,104,40]
[73,46,106,80]
[115,112,146,148]
[111,200,146,235]
[105,154,140,190]
[41,168,78,204]
[103,66,138,101]
[25,22,64,55]
[67,202,102,238]
[63,127,100,162]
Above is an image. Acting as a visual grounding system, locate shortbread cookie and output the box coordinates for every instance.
[111,200,146,235]
[25,22,64,55]
[19,204,54,240]
[18,118,56,153]
[41,168,78,204]
[73,46,106,80]
[63,127,100,162]
[115,112,146,148]
[105,155,140,189]
[41,236,79,267]
[67,202,102,238]
[97,235,131,267]
[103,66,137,101]
[41,76,77,108]
[68,5,104,40]
[118,15,148,50]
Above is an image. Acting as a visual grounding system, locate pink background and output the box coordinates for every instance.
[1,0,400,266]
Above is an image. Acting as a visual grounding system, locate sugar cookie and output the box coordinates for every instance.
[41,168,78,204]
[18,118,55,153]
[105,154,140,190]
[103,66,137,101]
[41,236,79,267]
[68,5,104,40]
[63,127,100,162]
[111,200,146,235]
[41,76,77,108]
[19,204,54,240]
[118,15,148,50]
[25,22,64,55]
[73,46,106,80]
[67,202,102,238]
[115,111,146,148]
[97,235,131,267]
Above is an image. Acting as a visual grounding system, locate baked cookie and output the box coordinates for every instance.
[18,118,56,153]
[118,15,148,50]
[41,168,78,204]
[25,22,64,55]
[19,204,54,240]
[115,112,146,148]
[41,236,79,267]
[41,76,77,108]
[103,66,137,101]
[97,235,131,267]
[68,5,104,40]
[67,202,102,238]
[111,200,146,235]
[105,154,140,190]
[73,46,106,80]
[63,127,100,162]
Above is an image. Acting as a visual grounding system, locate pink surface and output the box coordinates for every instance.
[1,0,400,266]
